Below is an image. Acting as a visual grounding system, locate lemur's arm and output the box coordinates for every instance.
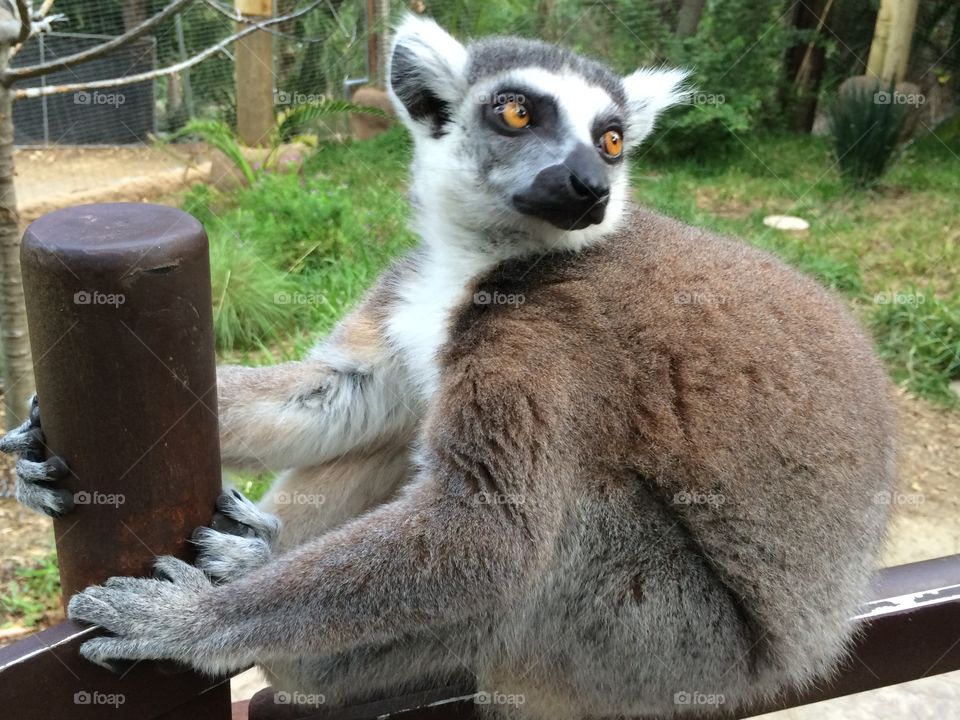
[218,295,419,471]
[67,348,572,671]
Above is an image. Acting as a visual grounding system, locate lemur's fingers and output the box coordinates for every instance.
[191,526,271,583]
[15,456,69,483]
[13,455,73,518]
[0,395,43,455]
[78,637,150,671]
[16,481,75,518]
[212,488,280,542]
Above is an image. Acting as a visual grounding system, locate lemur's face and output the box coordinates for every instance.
[388,16,687,244]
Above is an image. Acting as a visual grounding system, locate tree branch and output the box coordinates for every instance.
[2,0,196,86]
[15,0,30,44]
[14,0,324,99]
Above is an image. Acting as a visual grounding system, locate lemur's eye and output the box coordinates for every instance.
[601,129,623,158]
[499,101,530,129]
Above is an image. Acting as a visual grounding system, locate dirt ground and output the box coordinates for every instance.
[14,144,212,223]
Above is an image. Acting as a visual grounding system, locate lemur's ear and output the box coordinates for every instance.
[388,15,468,139]
[622,68,690,144]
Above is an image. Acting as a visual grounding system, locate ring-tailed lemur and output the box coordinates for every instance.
[1,15,895,719]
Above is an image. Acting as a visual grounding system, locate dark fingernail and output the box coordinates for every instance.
[46,456,70,478]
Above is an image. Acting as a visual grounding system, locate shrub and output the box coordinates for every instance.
[828,80,908,188]
[207,232,308,352]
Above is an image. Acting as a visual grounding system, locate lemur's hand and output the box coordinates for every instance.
[0,395,74,517]
[191,489,278,583]
[68,556,215,669]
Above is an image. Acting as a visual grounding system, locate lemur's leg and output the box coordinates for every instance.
[217,299,419,473]
[67,360,572,672]
[263,443,414,553]
[193,445,413,583]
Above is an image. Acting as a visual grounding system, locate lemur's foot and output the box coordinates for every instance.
[0,395,74,517]
[191,488,278,583]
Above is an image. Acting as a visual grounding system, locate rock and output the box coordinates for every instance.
[349,86,395,140]
[950,380,960,400]
[762,215,810,232]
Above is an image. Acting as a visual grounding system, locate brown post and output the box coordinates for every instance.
[12,202,230,719]
[236,0,275,146]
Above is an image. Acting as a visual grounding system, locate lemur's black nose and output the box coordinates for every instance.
[511,143,611,231]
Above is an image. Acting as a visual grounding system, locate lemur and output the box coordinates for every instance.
[1,16,895,720]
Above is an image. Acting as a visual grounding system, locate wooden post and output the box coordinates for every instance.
[4,202,231,719]
[236,0,274,146]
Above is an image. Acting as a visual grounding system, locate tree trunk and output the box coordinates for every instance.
[0,45,35,428]
[782,0,830,133]
[675,0,705,38]
[868,0,919,82]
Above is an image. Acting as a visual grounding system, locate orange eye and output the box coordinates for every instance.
[601,129,623,158]
[500,100,530,129]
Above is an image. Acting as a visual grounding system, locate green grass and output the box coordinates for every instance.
[0,551,61,628]
[189,125,416,360]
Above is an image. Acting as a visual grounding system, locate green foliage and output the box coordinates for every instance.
[828,81,908,188]
[171,119,256,185]
[207,230,307,352]
[168,101,384,182]
[649,0,789,156]
[235,173,352,275]
[273,100,386,145]
[871,291,960,406]
[185,125,417,352]
[0,552,60,628]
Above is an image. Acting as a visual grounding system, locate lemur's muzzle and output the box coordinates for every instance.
[512,144,610,230]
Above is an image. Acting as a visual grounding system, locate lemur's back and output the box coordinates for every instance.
[451,205,894,716]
